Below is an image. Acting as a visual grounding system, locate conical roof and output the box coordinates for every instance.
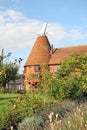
[25,35,51,66]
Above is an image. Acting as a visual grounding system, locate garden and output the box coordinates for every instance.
[0,92,87,130]
[0,53,87,130]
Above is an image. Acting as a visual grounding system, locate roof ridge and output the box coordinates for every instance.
[54,44,87,49]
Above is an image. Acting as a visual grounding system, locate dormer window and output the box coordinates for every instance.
[34,65,41,72]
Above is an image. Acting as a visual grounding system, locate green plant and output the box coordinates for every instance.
[18,116,46,130]
[43,54,87,100]
[0,93,19,129]
[0,112,9,129]
[7,92,47,127]
[51,102,87,130]
[18,100,76,130]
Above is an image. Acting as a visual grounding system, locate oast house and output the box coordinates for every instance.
[24,26,87,91]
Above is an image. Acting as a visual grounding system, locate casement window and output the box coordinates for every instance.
[34,65,41,72]
[54,66,60,72]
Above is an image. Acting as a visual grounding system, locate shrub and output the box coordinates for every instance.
[18,116,46,130]
[50,102,87,130]
[7,92,46,128]
[18,100,76,130]
[0,112,9,129]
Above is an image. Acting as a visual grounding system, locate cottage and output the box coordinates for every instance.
[24,24,87,91]
[6,77,24,92]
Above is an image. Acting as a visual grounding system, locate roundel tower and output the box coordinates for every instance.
[24,23,51,90]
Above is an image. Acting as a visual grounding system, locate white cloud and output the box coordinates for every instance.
[0,9,27,23]
[69,28,86,40]
[0,9,87,51]
[47,23,68,43]
[0,9,43,49]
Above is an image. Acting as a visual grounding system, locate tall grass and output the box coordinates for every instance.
[49,102,87,130]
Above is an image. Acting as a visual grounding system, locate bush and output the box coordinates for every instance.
[0,112,9,129]
[18,100,76,130]
[7,92,47,128]
[39,54,87,100]
[18,116,46,130]
[51,102,87,130]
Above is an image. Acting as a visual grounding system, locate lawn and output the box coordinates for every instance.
[0,93,20,128]
[0,93,19,110]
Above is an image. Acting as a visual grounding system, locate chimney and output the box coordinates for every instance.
[50,44,53,55]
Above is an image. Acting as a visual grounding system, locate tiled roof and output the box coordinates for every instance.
[25,35,51,66]
[49,45,87,64]
[25,33,87,66]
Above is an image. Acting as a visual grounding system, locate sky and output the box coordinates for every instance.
[0,0,87,73]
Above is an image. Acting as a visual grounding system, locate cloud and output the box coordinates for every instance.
[68,28,86,40]
[0,9,27,22]
[0,9,87,51]
[0,9,43,49]
[47,23,68,43]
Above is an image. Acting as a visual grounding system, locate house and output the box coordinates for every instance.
[6,76,24,92]
[24,25,87,91]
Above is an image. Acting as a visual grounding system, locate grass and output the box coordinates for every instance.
[0,93,20,129]
[0,93,19,112]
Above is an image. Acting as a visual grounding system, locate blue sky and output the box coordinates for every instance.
[0,0,87,73]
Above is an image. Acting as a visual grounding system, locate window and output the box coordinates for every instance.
[54,66,60,72]
[34,65,41,72]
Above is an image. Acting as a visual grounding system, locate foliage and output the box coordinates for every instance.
[0,53,87,129]
[1,93,87,130]
[0,93,19,129]
[18,116,45,130]
[38,54,87,100]
[0,52,23,87]
[17,100,76,130]
[48,102,87,130]
[7,92,48,127]
[18,100,87,130]
[55,53,87,99]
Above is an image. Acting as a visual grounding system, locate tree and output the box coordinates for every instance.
[0,51,23,88]
[53,53,87,99]
[38,53,87,100]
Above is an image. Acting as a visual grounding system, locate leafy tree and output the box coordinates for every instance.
[37,63,53,93]
[0,52,23,88]
[37,54,87,100]
[53,53,87,99]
